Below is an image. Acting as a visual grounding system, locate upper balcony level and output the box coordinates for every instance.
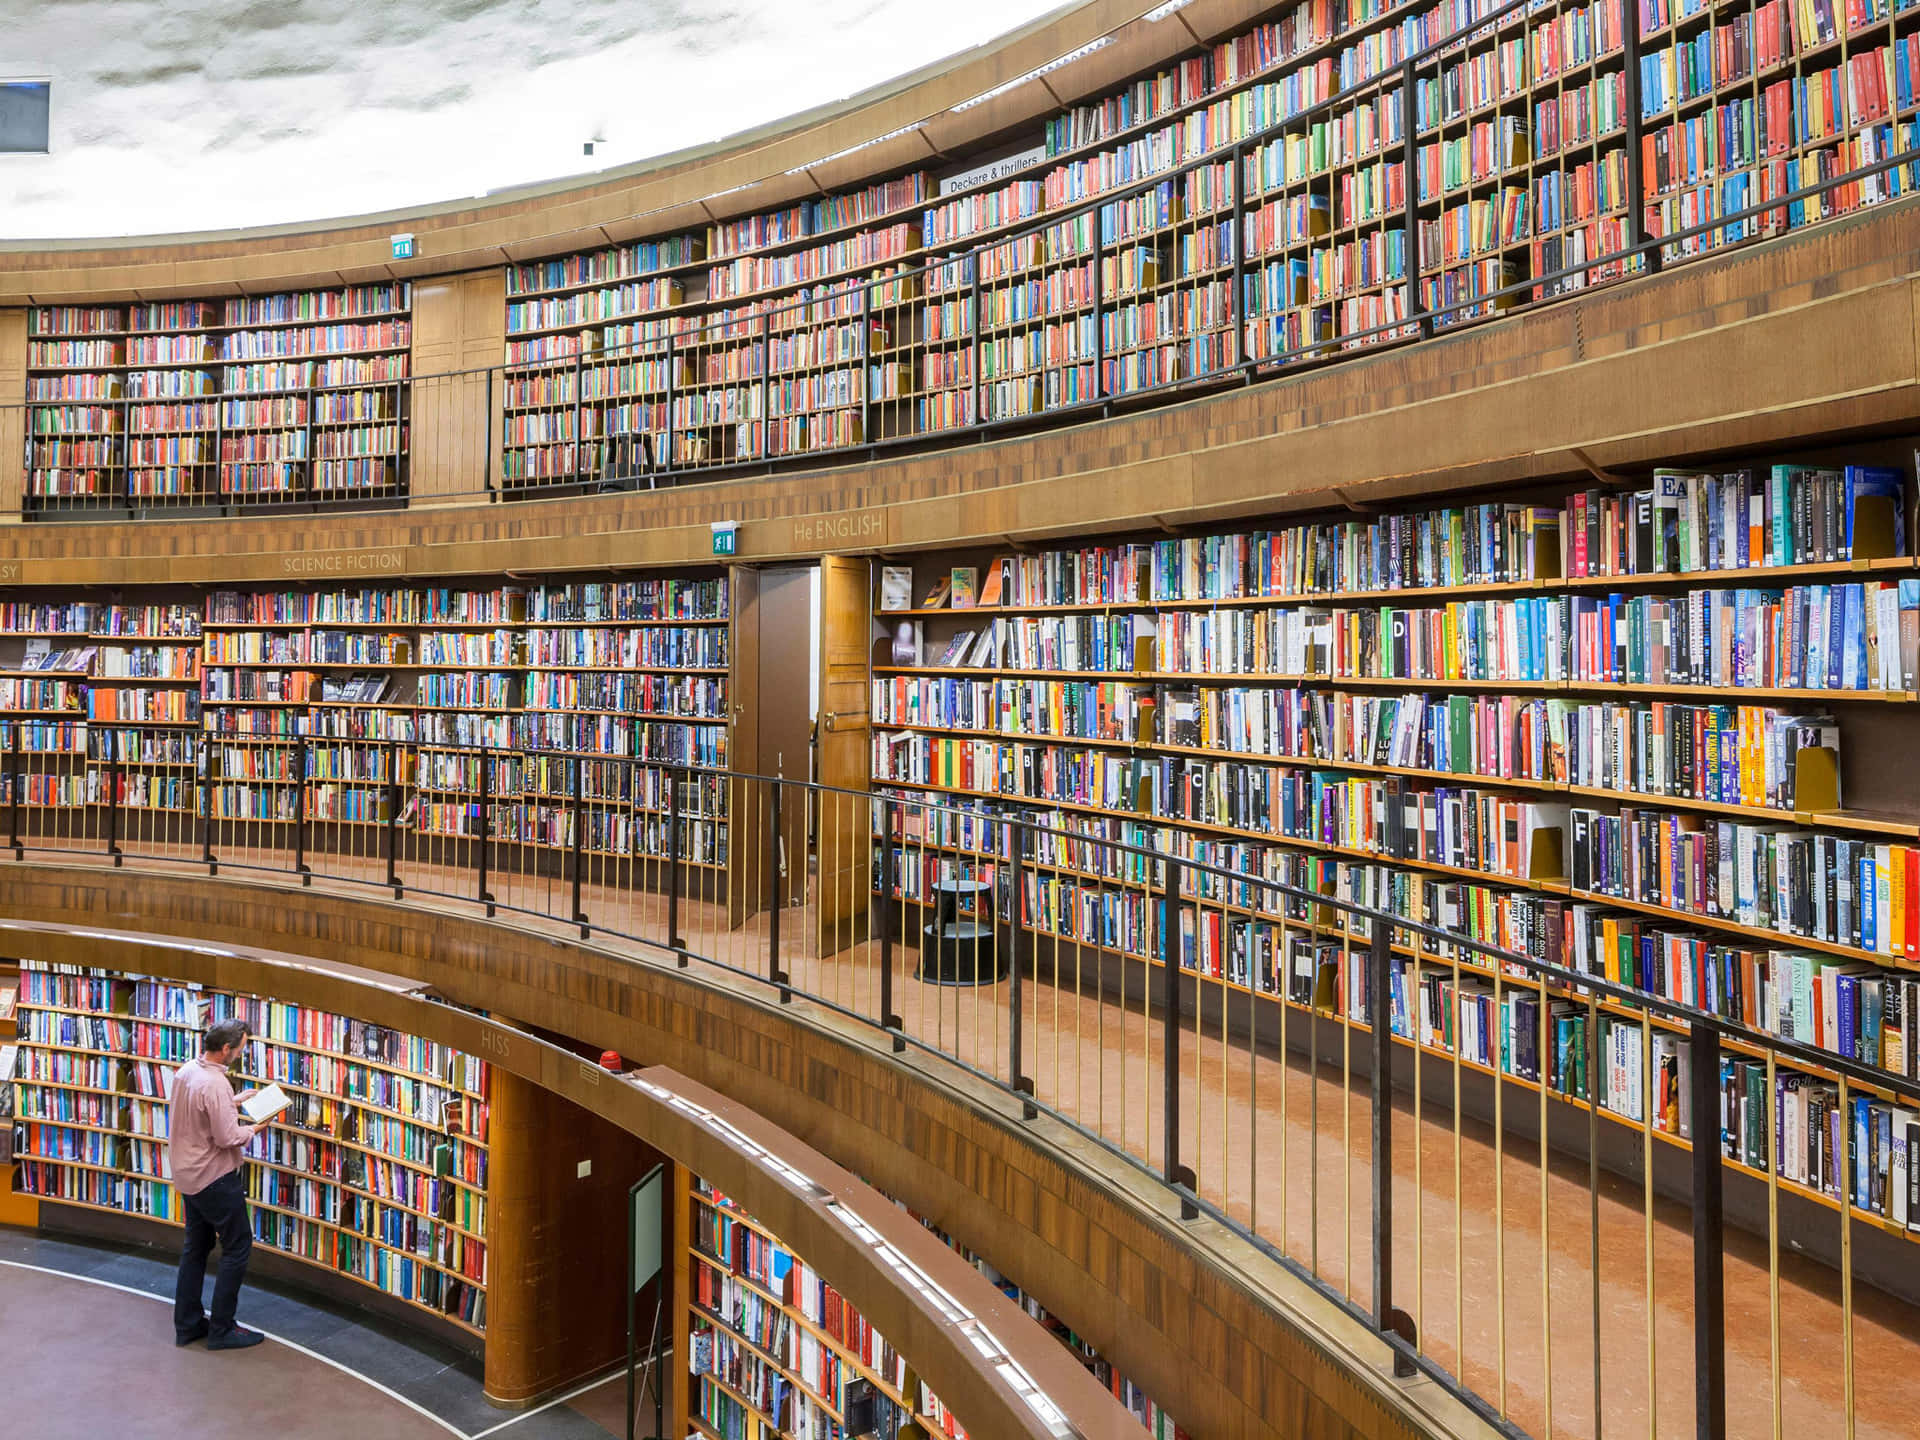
[7,0,1920,544]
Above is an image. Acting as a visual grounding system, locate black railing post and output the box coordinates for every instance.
[571,351,585,484]
[1007,819,1035,1118]
[1370,923,1416,1374]
[1623,2,1660,273]
[7,723,21,859]
[120,395,134,510]
[1401,61,1430,339]
[1689,1020,1727,1440]
[1230,140,1248,374]
[214,393,227,512]
[291,735,309,883]
[484,366,495,497]
[757,316,771,462]
[301,382,317,505]
[859,281,872,449]
[969,253,982,427]
[663,334,677,479]
[104,737,122,865]
[768,782,789,1000]
[1160,855,1197,1217]
[571,752,589,938]
[1091,209,1105,404]
[200,735,216,874]
[666,764,686,965]
[385,744,403,898]
[476,747,495,917]
[879,798,903,1050]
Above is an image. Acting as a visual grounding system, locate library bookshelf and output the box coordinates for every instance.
[681,1172,959,1439]
[488,0,1920,497]
[23,285,412,512]
[675,1169,1189,1439]
[500,175,929,492]
[0,955,30,1226]
[0,568,745,910]
[7,958,491,1332]
[870,450,1920,1241]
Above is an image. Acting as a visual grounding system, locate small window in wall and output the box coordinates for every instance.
[0,82,51,154]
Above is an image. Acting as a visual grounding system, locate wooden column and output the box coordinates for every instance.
[0,309,27,520]
[484,1063,673,1408]
[410,270,506,507]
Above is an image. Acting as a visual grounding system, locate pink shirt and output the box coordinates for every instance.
[169,1055,251,1196]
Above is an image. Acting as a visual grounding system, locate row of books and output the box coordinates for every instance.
[873,677,1844,814]
[885,583,1920,694]
[1568,807,1920,959]
[690,1181,964,1439]
[879,809,1920,1110]
[879,731,1920,956]
[882,471,1912,616]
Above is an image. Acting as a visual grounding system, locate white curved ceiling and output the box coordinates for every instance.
[0,0,1068,241]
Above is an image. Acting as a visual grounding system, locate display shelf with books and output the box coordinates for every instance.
[7,959,491,1330]
[682,1171,971,1440]
[0,597,208,832]
[0,957,21,1219]
[21,286,412,512]
[187,574,736,878]
[0,571,737,883]
[867,449,1920,1238]
[467,0,1920,497]
[498,176,929,492]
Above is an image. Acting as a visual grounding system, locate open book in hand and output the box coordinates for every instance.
[239,1084,293,1126]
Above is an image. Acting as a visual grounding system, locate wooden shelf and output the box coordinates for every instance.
[872,719,1920,838]
[12,954,492,1334]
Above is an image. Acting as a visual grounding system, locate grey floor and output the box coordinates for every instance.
[0,1225,650,1439]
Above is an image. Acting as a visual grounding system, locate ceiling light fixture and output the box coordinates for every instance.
[786,121,925,175]
[1143,0,1196,19]
[949,36,1115,112]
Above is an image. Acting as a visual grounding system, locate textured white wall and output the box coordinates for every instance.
[0,0,1064,239]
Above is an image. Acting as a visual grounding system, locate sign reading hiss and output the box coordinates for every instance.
[711,521,739,557]
[390,232,415,260]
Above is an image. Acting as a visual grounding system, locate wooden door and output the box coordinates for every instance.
[725,565,762,929]
[814,555,872,955]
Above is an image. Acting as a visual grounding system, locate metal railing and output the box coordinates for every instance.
[16,0,1920,517]
[5,718,1918,1440]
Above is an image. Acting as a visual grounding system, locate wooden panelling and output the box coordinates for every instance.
[0,905,1146,1440]
[0,0,1230,305]
[411,269,507,504]
[0,309,24,518]
[0,868,1499,1440]
[484,1065,671,1406]
[1,202,1917,582]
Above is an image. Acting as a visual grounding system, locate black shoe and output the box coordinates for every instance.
[207,1328,264,1351]
[175,1322,209,1347]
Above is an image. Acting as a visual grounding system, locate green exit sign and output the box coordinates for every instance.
[711,524,738,557]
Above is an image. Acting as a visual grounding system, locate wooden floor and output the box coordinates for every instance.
[26,830,1920,1440]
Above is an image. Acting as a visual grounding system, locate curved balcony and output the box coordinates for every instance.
[8,0,1920,535]
[1,745,1914,1440]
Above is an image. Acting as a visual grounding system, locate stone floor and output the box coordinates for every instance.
[0,1228,650,1439]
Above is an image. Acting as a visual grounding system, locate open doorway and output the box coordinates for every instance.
[736,557,871,952]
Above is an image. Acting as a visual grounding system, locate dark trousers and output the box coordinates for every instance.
[174,1169,252,1340]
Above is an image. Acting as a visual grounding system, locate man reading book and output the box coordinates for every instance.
[171,1018,270,1351]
